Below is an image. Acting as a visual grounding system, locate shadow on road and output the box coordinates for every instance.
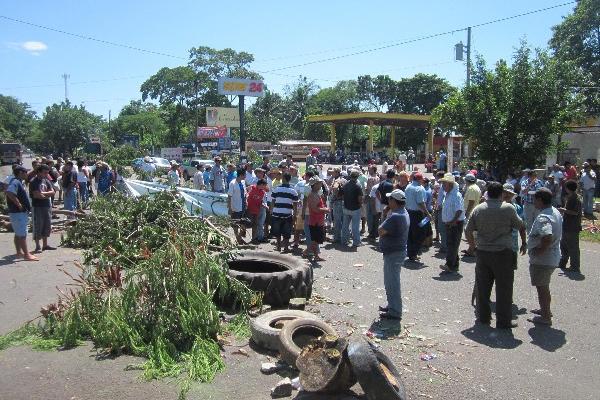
[528,326,566,352]
[0,255,20,268]
[403,260,427,270]
[294,391,365,400]
[461,324,523,349]
[432,272,463,281]
[558,270,585,281]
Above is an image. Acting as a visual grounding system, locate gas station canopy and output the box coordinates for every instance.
[306,112,433,153]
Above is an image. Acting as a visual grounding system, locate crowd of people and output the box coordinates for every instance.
[215,148,595,327]
[2,156,118,261]
[2,149,596,328]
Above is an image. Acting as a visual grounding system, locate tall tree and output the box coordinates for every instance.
[283,76,319,133]
[550,0,600,114]
[0,95,37,142]
[356,75,396,111]
[111,101,167,149]
[432,44,584,174]
[246,90,293,143]
[39,101,103,155]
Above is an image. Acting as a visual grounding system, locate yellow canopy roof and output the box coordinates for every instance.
[306,112,431,129]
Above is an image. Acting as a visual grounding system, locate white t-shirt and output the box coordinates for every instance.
[580,171,596,190]
[370,183,382,213]
[140,162,156,174]
[227,179,246,212]
[528,206,562,267]
[168,170,180,186]
[193,171,204,190]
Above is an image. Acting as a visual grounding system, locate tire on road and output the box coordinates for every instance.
[250,310,319,351]
[227,251,313,307]
[278,318,337,367]
[347,338,406,400]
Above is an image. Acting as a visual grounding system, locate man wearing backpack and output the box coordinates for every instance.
[5,165,38,261]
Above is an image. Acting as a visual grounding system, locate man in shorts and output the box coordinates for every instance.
[527,188,562,326]
[29,164,56,252]
[5,165,38,261]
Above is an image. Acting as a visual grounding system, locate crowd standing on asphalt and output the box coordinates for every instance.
[2,156,116,262]
[2,150,597,329]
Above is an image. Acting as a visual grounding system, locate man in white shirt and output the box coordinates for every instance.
[140,156,156,176]
[192,164,205,190]
[527,188,562,326]
[227,168,247,244]
[438,173,465,274]
[580,162,597,216]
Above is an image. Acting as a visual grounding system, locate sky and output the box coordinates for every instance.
[0,0,577,119]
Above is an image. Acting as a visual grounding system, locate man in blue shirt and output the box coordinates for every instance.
[378,189,410,321]
[5,165,38,261]
[404,172,432,262]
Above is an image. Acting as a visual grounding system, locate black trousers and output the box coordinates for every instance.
[407,210,424,258]
[445,221,463,271]
[559,230,580,271]
[475,249,515,326]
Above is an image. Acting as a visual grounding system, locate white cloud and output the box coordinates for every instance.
[15,41,48,55]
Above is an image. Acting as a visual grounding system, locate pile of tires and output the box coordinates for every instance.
[227,251,313,307]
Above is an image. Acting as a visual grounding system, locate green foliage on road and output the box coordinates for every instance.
[1,191,255,398]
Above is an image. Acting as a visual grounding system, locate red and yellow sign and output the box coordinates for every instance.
[218,77,265,97]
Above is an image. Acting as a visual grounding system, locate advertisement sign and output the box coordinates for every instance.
[121,134,139,148]
[217,77,265,97]
[206,107,240,128]
[161,147,183,161]
[197,126,228,139]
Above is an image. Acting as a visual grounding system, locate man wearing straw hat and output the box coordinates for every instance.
[438,172,465,273]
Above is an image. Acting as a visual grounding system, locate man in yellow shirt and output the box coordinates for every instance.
[462,174,481,257]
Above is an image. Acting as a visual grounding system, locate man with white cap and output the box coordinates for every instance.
[463,173,481,222]
[140,156,156,175]
[378,189,410,321]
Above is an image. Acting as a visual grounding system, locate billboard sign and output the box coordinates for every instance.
[217,77,265,97]
[197,126,228,139]
[161,147,183,161]
[206,107,240,128]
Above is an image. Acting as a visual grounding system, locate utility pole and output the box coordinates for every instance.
[61,73,70,101]
[454,27,472,87]
[108,109,112,133]
[466,26,472,87]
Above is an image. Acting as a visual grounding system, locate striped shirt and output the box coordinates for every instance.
[271,183,299,218]
[442,185,465,223]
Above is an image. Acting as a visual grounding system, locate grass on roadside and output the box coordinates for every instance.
[581,230,600,243]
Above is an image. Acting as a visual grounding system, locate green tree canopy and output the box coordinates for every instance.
[111,101,167,149]
[39,101,103,155]
[550,0,600,114]
[0,95,37,143]
[432,43,585,174]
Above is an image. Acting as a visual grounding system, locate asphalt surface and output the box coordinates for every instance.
[1,159,599,400]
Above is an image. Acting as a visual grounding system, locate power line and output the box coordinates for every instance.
[259,1,576,73]
[0,75,148,90]
[0,15,187,60]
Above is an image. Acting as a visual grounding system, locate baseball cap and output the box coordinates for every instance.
[465,173,476,182]
[413,172,423,181]
[386,189,406,202]
[311,147,320,154]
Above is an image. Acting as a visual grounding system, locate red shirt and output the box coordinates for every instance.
[309,196,326,226]
[565,166,577,180]
[246,185,265,215]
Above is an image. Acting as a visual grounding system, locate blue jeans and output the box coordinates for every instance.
[437,210,447,251]
[79,183,89,205]
[304,218,312,246]
[257,207,266,240]
[583,188,595,215]
[383,250,405,318]
[332,201,343,242]
[64,188,77,211]
[342,207,361,246]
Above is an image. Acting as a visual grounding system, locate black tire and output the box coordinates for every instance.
[227,251,313,307]
[278,318,337,367]
[347,338,406,400]
[249,310,319,351]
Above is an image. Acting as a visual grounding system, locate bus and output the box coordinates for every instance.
[278,140,331,162]
[0,142,23,165]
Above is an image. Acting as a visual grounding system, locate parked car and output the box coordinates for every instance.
[181,159,215,180]
[257,149,284,162]
[132,157,171,173]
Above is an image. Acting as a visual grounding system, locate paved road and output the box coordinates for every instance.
[1,158,598,399]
